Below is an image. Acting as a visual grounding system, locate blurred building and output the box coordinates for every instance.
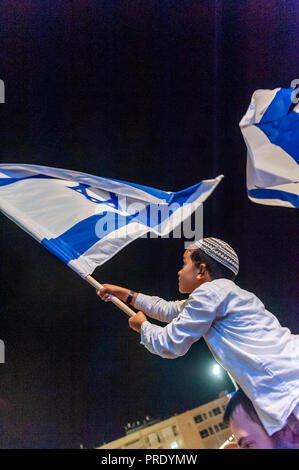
[97,393,233,449]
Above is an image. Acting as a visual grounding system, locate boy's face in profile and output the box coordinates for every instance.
[178,250,211,294]
[230,404,275,449]
[230,405,299,449]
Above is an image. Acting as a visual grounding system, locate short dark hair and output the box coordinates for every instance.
[223,389,262,426]
[190,248,236,281]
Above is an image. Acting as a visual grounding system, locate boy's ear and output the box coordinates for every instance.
[198,264,206,275]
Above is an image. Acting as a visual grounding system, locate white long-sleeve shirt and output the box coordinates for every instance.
[135,278,299,436]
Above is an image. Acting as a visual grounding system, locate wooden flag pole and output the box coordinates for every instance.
[85,275,136,317]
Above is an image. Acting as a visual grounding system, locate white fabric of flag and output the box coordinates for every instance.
[0,164,223,277]
[239,86,299,208]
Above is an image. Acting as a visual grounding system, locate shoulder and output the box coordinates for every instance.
[186,279,242,317]
[192,279,261,308]
[191,278,237,301]
[182,279,236,311]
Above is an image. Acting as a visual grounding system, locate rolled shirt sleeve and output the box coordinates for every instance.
[134,293,187,323]
[140,285,221,359]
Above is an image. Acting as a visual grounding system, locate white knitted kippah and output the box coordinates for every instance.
[187,237,239,276]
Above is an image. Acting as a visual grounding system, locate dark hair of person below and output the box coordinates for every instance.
[190,248,236,281]
[223,388,262,426]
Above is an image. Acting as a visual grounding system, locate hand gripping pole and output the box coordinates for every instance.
[85,275,136,317]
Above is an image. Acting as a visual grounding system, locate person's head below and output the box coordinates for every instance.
[178,237,239,294]
[223,388,299,449]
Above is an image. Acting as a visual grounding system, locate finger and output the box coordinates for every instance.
[99,288,108,298]
[97,289,109,300]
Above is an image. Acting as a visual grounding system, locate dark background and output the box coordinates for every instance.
[0,0,298,448]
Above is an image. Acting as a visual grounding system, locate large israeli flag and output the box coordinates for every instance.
[239,86,299,208]
[0,164,223,277]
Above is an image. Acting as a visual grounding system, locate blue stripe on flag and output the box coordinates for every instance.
[248,188,299,208]
[41,211,142,263]
[108,177,174,202]
[0,174,55,187]
[255,88,299,165]
[0,172,203,206]
[40,193,191,263]
[109,180,204,206]
[107,178,205,205]
[169,182,203,205]
[260,88,293,123]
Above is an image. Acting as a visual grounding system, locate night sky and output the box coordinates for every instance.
[0,1,298,448]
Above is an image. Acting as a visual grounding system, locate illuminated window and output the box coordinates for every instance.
[148,432,160,445]
[161,426,173,439]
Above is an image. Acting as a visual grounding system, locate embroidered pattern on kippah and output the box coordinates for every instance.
[188,238,239,275]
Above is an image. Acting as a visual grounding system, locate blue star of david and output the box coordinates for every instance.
[67,183,120,209]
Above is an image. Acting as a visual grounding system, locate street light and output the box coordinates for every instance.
[211,362,238,391]
[212,364,222,376]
